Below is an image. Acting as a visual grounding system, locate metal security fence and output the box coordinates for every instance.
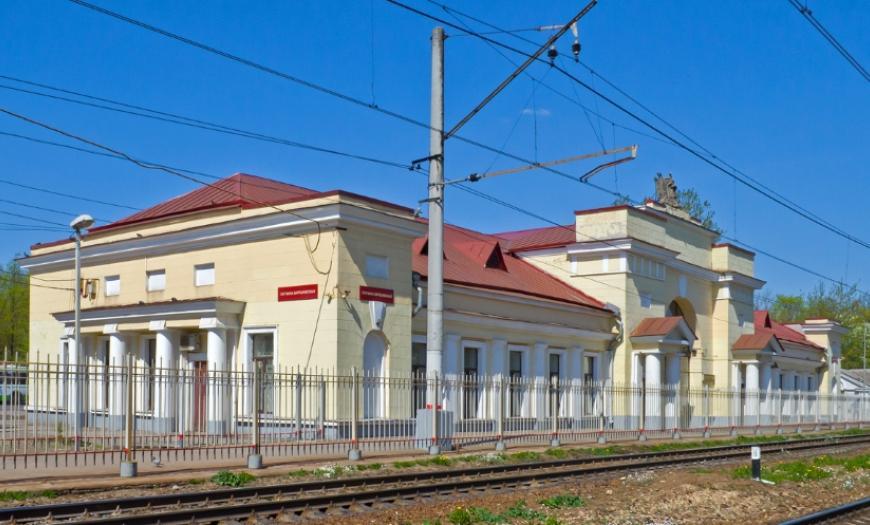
[1,359,868,470]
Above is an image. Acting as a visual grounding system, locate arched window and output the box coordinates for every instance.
[362,331,387,419]
[667,297,697,332]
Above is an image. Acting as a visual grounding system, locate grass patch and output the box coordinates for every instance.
[509,450,542,462]
[210,470,256,487]
[733,461,830,483]
[813,454,870,471]
[445,500,561,524]
[392,456,453,469]
[544,448,569,459]
[314,465,350,478]
[0,490,57,502]
[689,466,714,474]
[539,494,584,509]
[288,469,309,478]
[357,462,382,471]
[187,478,206,485]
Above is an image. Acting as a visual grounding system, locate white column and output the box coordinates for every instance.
[644,353,662,429]
[206,326,228,434]
[665,354,681,425]
[761,362,772,424]
[745,361,760,418]
[533,342,548,420]
[107,330,127,427]
[731,363,742,424]
[443,333,461,414]
[490,339,507,421]
[153,326,178,432]
[570,347,583,420]
[66,336,83,428]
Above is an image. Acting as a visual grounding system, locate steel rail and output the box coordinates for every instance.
[2,434,868,524]
[779,496,870,525]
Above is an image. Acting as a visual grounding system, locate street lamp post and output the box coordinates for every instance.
[70,214,94,451]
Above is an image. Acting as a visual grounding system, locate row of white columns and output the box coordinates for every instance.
[62,321,230,434]
[439,335,604,419]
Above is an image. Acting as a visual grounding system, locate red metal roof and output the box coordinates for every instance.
[413,224,607,311]
[492,225,575,252]
[733,311,824,352]
[630,316,685,338]
[89,173,318,233]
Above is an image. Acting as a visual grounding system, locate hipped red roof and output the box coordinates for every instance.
[630,317,685,338]
[89,173,318,233]
[733,311,824,351]
[413,224,607,310]
[493,225,575,252]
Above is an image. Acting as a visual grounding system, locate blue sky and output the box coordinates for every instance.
[0,0,867,301]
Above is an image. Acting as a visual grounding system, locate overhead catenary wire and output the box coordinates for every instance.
[22,2,869,297]
[785,0,869,82]
[424,0,858,240]
[0,176,141,211]
[391,0,870,251]
[0,107,335,274]
[0,198,112,224]
[0,209,68,227]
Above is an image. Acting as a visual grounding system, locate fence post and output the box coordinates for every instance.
[703,385,711,438]
[428,372,440,455]
[348,367,362,460]
[120,354,137,477]
[294,371,303,441]
[596,383,607,444]
[247,365,263,469]
[550,376,560,447]
[495,375,506,451]
[796,390,803,434]
[776,388,783,434]
[814,389,820,431]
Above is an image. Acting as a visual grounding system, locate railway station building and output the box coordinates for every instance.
[19,172,850,433]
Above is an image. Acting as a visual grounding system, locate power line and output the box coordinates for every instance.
[0,269,75,291]
[0,222,67,231]
[393,0,870,251]
[0,176,140,211]
[425,0,857,238]
[0,77,415,172]
[0,209,68,227]
[0,198,112,223]
[786,0,869,82]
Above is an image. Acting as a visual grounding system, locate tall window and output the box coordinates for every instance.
[583,355,595,416]
[194,263,215,286]
[549,353,562,417]
[105,275,120,297]
[509,350,523,417]
[411,342,427,411]
[463,347,480,419]
[251,333,274,414]
[146,270,166,292]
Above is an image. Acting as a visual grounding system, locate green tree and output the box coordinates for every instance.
[0,260,29,362]
[768,283,870,369]
[676,187,719,233]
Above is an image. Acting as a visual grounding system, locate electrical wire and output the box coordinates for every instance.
[0,107,334,274]
[0,176,140,211]
[395,0,870,250]
[0,77,415,172]
[0,209,67,227]
[786,0,869,82]
[0,198,111,223]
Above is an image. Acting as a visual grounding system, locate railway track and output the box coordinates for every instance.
[780,496,870,524]
[2,434,869,525]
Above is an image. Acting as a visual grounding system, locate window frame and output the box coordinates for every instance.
[146,269,166,292]
[104,275,121,297]
[194,263,215,287]
[364,254,390,279]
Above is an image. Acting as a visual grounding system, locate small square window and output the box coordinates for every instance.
[194,263,215,286]
[146,270,166,292]
[365,255,389,279]
[105,275,120,297]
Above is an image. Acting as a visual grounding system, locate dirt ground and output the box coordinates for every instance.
[314,450,870,525]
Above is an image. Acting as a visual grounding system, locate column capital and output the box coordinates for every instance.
[199,317,228,330]
[102,323,120,335]
[149,320,174,332]
[445,332,462,345]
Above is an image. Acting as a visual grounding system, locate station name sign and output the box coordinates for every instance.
[359,286,394,304]
[277,284,318,302]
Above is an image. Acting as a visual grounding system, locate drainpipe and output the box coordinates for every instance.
[412,272,425,317]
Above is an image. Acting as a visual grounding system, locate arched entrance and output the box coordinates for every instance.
[362,331,387,419]
[667,297,697,332]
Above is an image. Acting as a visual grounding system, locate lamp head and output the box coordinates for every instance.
[70,214,95,231]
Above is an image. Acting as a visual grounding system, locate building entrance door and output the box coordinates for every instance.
[193,361,207,433]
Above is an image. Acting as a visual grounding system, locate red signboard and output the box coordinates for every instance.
[277,284,318,302]
[359,286,394,304]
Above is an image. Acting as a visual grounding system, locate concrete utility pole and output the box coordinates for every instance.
[425,26,445,401]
